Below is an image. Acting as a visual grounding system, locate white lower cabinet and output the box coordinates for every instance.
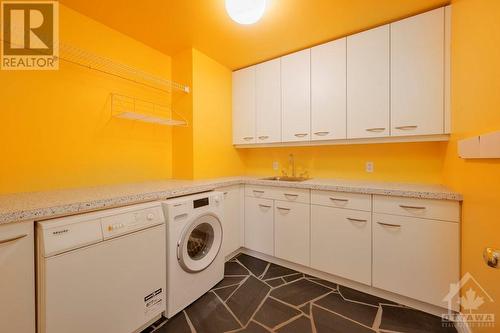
[219,185,244,258]
[274,201,310,266]
[244,197,274,256]
[372,213,459,309]
[0,221,36,333]
[311,205,372,285]
[243,185,460,309]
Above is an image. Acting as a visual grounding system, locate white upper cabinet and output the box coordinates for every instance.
[232,7,450,146]
[281,49,311,142]
[232,66,256,144]
[347,25,390,139]
[256,59,282,143]
[311,38,347,141]
[391,8,445,136]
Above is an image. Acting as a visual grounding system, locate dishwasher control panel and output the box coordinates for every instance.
[101,206,164,239]
[38,202,166,256]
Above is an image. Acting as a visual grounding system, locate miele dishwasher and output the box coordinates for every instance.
[37,202,166,333]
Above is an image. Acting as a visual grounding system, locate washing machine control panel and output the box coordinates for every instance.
[193,197,209,209]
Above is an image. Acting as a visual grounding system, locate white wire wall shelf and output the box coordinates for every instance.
[59,43,190,94]
[111,94,187,127]
[1,30,189,93]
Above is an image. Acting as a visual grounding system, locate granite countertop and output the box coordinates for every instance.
[0,177,462,225]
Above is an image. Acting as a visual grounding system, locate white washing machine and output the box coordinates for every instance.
[162,191,224,318]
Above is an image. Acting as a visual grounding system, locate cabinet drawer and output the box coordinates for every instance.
[271,188,310,204]
[245,185,274,199]
[373,195,460,222]
[311,190,371,211]
[245,185,310,204]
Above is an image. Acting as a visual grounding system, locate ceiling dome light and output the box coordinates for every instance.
[225,0,267,25]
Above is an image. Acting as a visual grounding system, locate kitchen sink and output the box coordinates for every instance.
[260,176,310,182]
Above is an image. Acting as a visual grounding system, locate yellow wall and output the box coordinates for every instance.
[0,5,173,194]
[171,48,245,180]
[172,49,194,179]
[444,0,500,330]
[191,49,245,179]
[242,142,446,184]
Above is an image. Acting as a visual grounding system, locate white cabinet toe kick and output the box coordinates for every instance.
[242,184,461,312]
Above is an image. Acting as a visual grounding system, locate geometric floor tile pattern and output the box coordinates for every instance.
[143,253,457,333]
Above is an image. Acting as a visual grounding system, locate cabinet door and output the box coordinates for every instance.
[274,201,310,266]
[373,213,459,309]
[0,221,35,333]
[281,49,311,142]
[311,38,347,141]
[244,197,274,256]
[232,66,256,144]
[256,59,281,143]
[391,8,445,136]
[220,185,243,258]
[311,206,371,285]
[347,25,390,138]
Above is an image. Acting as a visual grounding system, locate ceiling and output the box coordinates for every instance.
[60,0,449,70]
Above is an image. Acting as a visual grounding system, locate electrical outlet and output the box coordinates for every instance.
[272,161,279,171]
[365,161,374,173]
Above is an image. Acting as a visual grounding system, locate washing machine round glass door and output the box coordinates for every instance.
[177,213,223,272]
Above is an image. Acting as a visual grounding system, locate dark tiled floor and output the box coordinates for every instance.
[144,253,457,333]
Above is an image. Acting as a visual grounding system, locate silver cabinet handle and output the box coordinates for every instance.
[284,193,299,198]
[253,190,265,194]
[259,204,272,208]
[243,136,254,141]
[314,131,330,136]
[399,205,426,210]
[276,207,291,211]
[330,197,349,202]
[395,125,418,130]
[0,234,28,245]
[258,135,269,140]
[377,222,402,228]
[366,128,386,132]
[294,133,308,137]
[347,218,367,223]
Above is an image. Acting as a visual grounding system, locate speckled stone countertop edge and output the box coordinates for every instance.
[0,178,462,225]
